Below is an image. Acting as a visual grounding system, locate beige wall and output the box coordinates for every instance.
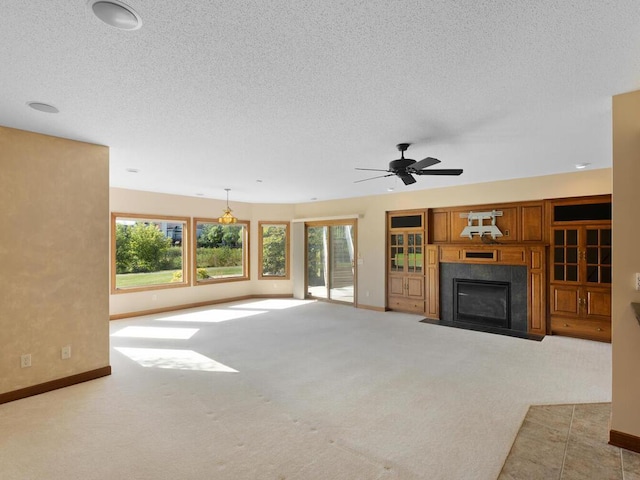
[0,126,110,394]
[111,169,612,315]
[293,169,612,309]
[611,90,640,437]
[109,188,295,316]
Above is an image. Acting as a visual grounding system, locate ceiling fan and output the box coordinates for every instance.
[355,143,463,185]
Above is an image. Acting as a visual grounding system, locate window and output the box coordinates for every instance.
[193,218,249,283]
[258,221,290,280]
[111,213,189,293]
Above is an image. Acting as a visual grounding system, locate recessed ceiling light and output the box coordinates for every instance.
[387,187,394,192]
[26,102,59,113]
[89,0,142,30]
[126,168,139,173]
[256,179,263,183]
[575,163,591,169]
[195,193,204,196]
[310,197,318,201]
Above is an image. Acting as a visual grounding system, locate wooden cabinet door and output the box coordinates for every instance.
[406,276,425,300]
[551,285,580,317]
[584,286,611,321]
[389,275,405,297]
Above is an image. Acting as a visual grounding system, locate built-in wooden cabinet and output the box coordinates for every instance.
[385,194,609,342]
[547,195,612,342]
[387,210,426,314]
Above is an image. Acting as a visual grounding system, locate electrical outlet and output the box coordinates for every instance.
[21,354,31,368]
[61,345,71,360]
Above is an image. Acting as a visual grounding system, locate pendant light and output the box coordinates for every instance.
[218,189,238,224]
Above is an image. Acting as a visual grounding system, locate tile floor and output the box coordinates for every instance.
[499,403,640,479]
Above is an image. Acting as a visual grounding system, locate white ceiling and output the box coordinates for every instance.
[2,1,639,204]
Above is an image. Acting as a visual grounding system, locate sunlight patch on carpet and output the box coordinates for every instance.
[111,326,199,339]
[114,347,238,372]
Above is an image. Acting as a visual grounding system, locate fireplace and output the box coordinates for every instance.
[438,263,528,335]
[453,279,510,329]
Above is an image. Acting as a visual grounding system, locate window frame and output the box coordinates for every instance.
[192,217,250,285]
[111,212,190,294]
[258,221,290,280]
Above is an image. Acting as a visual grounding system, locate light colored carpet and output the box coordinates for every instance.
[0,299,611,479]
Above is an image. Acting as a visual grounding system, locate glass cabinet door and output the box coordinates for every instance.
[552,226,612,285]
[552,228,579,282]
[389,233,404,272]
[585,227,612,284]
[406,232,423,274]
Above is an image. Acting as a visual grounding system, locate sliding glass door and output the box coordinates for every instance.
[305,221,356,304]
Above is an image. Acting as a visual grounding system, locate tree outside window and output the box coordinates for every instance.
[193,219,249,283]
[259,222,289,279]
[111,214,189,292]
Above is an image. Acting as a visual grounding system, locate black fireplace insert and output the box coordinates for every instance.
[453,279,511,329]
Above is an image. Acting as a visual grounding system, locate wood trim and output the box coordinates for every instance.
[387,209,426,231]
[439,245,533,266]
[0,366,111,405]
[545,194,612,227]
[356,303,386,312]
[425,245,439,319]
[109,294,293,320]
[528,246,547,335]
[610,430,640,454]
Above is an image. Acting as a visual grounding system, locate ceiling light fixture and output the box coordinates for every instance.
[575,163,591,169]
[26,102,59,113]
[218,189,237,224]
[89,0,142,30]
[125,168,139,173]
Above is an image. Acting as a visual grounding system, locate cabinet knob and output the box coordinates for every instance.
[597,328,603,332]
[564,323,569,327]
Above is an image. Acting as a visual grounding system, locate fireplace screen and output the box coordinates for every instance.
[453,279,511,328]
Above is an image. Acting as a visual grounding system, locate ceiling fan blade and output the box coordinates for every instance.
[355,168,391,172]
[354,173,394,183]
[399,174,416,185]
[410,157,441,170]
[414,169,464,176]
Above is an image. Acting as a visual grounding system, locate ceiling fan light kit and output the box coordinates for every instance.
[355,143,463,186]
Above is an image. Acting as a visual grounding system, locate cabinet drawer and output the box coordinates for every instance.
[388,297,425,314]
[550,316,611,342]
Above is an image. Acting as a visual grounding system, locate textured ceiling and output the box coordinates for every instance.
[2,1,640,203]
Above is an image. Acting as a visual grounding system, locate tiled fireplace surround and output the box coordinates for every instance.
[440,263,529,335]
